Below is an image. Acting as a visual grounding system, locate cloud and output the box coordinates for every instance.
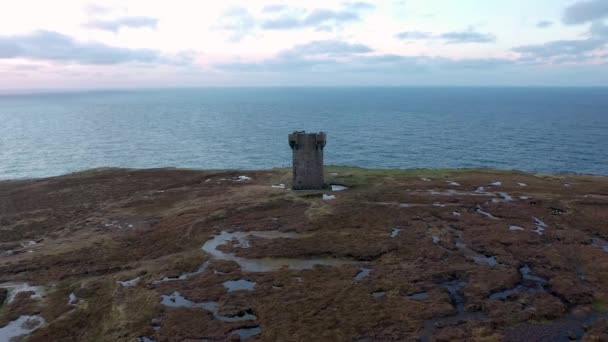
[85,3,114,16]
[215,8,256,41]
[261,8,363,29]
[278,40,373,57]
[86,16,159,32]
[395,29,496,44]
[590,21,608,39]
[342,2,376,11]
[512,38,606,61]
[563,0,608,25]
[216,40,512,74]
[440,30,496,44]
[262,4,288,13]
[0,30,164,64]
[217,2,374,37]
[395,31,433,40]
[536,20,553,28]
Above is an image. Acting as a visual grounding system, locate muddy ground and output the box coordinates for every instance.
[1,167,607,341]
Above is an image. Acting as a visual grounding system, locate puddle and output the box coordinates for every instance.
[322,194,336,200]
[455,242,497,266]
[420,280,487,342]
[68,292,78,305]
[476,206,500,220]
[497,192,514,201]
[446,181,461,186]
[271,184,286,189]
[532,217,548,235]
[230,326,262,340]
[201,231,353,272]
[371,291,385,298]
[138,337,157,342]
[161,291,257,322]
[354,268,371,281]
[118,276,141,287]
[489,264,547,300]
[390,228,402,238]
[509,225,525,231]
[404,291,429,300]
[426,190,496,197]
[331,184,349,191]
[0,282,45,304]
[224,279,256,292]
[20,240,38,248]
[517,182,528,187]
[490,181,502,186]
[592,238,608,253]
[0,315,46,341]
[154,262,209,284]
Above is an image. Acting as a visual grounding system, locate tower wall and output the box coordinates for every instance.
[288,131,326,190]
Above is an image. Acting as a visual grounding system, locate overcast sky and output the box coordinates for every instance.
[0,0,607,90]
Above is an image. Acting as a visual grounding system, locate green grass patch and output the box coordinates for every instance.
[593,298,608,312]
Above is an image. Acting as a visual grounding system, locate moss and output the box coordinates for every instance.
[593,298,608,312]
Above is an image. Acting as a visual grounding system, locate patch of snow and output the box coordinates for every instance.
[118,276,141,287]
[476,207,500,220]
[517,182,527,187]
[420,178,431,182]
[519,196,530,200]
[475,186,486,193]
[509,225,525,231]
[237,176,252,182]
[532,217,548,235]
[564,183,571,187]
[322,194,336,200]
[0,315,45,341]
[330,173,339,176]
[68,292,78,305]
[331,184,349,191]
[433,203,446,207]
[490,181,502,186]
[0,283,45,304]
[432,236,440,244]
[390,228,402,238]
[271,184,286,189]
[452,211,461,217]
[446,181,461,186]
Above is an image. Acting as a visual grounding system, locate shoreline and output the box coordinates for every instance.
[2,165,607,183]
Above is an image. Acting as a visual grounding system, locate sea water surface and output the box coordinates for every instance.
[1,87,607,180]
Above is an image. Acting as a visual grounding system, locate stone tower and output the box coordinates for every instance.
[288,131,326,190]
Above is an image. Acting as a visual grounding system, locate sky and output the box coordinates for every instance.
[0,0,607,90]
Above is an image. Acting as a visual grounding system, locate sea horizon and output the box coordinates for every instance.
[2,86,607,180]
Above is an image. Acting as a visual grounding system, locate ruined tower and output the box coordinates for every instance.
[288,131,326,190]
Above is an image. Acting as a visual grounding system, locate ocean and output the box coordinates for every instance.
[0,87,607,180]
